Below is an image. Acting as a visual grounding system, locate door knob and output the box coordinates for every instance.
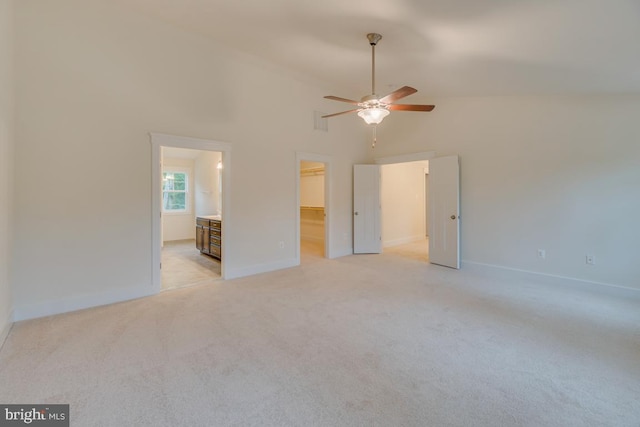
[354,212,359,216]
[450,215,457,220]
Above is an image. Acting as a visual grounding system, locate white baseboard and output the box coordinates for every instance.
[13,285,157,322]
[383,235,425,248]
[225,258,299,280]
[462,261,640,298]
[0,309,13,350]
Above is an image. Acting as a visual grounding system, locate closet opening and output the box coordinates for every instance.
[295,152,332,264]
[299,160,326,261]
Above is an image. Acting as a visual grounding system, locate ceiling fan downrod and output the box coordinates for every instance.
[367,33,382,96]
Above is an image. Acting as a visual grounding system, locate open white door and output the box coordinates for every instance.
[429,155,460,268]
[353,164,382,254]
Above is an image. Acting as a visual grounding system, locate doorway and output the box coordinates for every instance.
[151,133,231,293]
[295,152,331,264]
[380,160,430,262]
[299,160,326,260]
[160,147,222,291]
[356,152,459,268]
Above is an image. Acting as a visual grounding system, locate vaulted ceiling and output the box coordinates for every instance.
[114,0,640,98]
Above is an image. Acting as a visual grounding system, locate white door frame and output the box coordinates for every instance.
[374,151,437,166]
[151,133,232,292]
[295,152,332,263]
[424,169,429,237]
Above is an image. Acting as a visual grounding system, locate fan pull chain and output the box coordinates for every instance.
[372,126,377,148]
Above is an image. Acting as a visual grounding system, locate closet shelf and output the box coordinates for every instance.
[300,206,324,211]
[300,167,325,176]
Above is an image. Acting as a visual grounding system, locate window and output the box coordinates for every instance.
[162,171,188,212]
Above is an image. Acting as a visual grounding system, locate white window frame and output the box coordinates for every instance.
[162,167,191,214]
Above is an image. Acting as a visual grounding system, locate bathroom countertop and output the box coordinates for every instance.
[198,215,221,221]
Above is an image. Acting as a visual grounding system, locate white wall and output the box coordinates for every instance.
[0,0,14,341]
[381,162,426,247]
[12,0,367,319]
[375,95,640,289]
[194,151,221,217]
[162,157,195,242]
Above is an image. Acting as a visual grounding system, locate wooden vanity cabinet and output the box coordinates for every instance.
[196,217,221,260]
[196,225,204,251]
[209,219,222,259]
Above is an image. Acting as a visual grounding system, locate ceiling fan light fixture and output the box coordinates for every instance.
[321,32,435,142]
[358,107,390,125]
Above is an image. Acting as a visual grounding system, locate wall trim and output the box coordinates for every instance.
[12,286,156,322]
[225,258,299,280]
[462,260,640,298]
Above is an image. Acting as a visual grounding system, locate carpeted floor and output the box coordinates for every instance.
[1,241,639,426]
[384,238,429,262]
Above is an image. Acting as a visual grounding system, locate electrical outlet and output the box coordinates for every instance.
[278,241,285,249]
[537,249,546,259]
[586,255,595,265]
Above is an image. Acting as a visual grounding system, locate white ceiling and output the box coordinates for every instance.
[115,0,640,98]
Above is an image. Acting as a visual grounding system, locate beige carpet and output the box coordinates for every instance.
[384,238,429,262]
[1,241,639,426]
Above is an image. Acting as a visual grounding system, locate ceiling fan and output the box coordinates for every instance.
[322,33,435,128]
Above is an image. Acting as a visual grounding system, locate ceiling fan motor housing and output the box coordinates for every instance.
[360,94,382,105]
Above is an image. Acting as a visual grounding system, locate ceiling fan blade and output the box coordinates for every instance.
[324,96,360,105]
[379,86,418,104]
[388,104,435,112]
[322,109,360,118]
